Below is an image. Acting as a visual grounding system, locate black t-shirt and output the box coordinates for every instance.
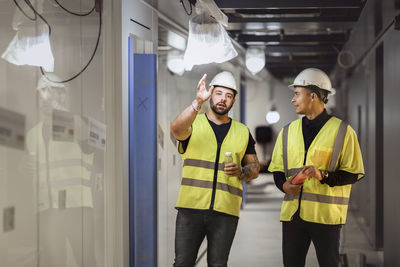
[179,114,256,156]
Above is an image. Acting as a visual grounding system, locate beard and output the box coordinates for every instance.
[210,98,233,116]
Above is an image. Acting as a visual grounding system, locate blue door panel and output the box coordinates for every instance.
[128,36,157,267]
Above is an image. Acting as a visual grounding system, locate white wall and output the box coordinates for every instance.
[245,71,298,163]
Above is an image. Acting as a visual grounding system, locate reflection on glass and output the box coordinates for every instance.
[24,78,98,267]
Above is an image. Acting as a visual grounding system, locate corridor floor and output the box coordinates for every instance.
[196,174,382,267]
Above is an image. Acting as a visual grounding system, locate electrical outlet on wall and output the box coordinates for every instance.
[3,206,15,232]
[58,190,66,209]
[95,173,104,192]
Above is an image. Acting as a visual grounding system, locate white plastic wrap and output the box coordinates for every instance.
[197,0,228,27]
[183,4,237,71]
[1,0,54,72]
[36,73,67,111]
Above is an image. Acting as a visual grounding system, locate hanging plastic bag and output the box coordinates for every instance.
[36,73,67,111]
[198,0,228,27]
[183,0,237,71]
[1,0,54,72]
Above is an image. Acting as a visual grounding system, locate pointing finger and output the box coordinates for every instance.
[198,74,207,86]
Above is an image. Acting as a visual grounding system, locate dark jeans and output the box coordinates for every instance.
[173,209,239,267]
[282,214,341,267]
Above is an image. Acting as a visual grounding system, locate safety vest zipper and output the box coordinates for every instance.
[209,142,222,210]
[292,149,307,220]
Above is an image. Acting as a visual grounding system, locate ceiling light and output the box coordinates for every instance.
[266,106,280,124]
[167,50,185,76]
[245,23,265,30]
[245,47,265,75]
[167,31,186,51]
[269,52,284,57]
[266,24,281,31]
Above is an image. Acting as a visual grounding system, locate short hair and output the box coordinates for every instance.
[304,85,329,104]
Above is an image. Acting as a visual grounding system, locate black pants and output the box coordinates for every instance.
[282,214,341,267]
[173,209,239,267]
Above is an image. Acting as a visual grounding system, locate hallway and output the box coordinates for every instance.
[197,174,382,267]
[230,174,293,267]
[1,0,400,266]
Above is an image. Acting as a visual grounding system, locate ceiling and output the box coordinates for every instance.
[161,0,367,80]
[217,0,367,79]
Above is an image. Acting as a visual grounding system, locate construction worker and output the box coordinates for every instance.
[170,71,260,267]
[268,68,365,267]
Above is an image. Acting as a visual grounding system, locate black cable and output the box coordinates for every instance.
[13,0,36,20]
[13,0,52,35]
[52,0,95,16]
[180,0,192,16]
[40,6,102,83]
[11,0,102,84]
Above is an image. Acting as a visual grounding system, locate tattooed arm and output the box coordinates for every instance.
[240,154,260,182]
[223,154,260,181]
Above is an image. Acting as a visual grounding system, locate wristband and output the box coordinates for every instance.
[191,100,200,112]
[320,170,329,180]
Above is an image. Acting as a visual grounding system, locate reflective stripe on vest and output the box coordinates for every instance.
[183,158,224,171]
[281,118,350,224]
[181,177,243,197]
[176,114,249,217]
[284,192,349,205]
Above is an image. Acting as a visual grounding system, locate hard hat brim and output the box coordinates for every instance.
[288,83,334,94]
[210,84,237,93]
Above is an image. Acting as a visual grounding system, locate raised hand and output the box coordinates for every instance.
[196,74,214,105]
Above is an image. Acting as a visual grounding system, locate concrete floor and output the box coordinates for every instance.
[196,173,383,267]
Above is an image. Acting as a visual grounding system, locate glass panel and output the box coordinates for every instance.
[0,0,105,266]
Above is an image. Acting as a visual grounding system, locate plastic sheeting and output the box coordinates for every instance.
[183,0,237,71]
[1,0,54,72]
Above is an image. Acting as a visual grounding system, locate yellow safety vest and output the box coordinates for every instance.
[176,114,249,217]
[268,116,364,224]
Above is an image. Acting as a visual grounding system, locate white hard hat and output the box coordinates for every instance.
[288,68,334,93]
[209,71,237,93]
